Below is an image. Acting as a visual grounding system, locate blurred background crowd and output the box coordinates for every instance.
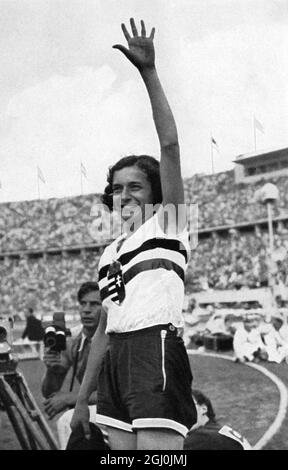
[1,171,288,317]
[184,172,288,227]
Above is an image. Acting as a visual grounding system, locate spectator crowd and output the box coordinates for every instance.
[187,229,288,292]
[0,252,101,316]
[1,170,288,316]
[0,172,288,252]
[184,172,288,228]
[0,194,106,252]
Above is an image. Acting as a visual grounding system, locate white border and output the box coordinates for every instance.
[133,418,188,437]
[187,350,288,450]
[95,413,133,433]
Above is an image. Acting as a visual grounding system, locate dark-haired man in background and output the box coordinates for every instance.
[41,281,104,449]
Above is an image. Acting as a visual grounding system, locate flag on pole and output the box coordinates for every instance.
[81,162,87,179]
[211,136,219,152]
[210,135,219,175]
[254,116,264,134]
[37,166,46,184]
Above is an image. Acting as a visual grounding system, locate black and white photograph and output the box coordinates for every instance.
[0,0,288,453]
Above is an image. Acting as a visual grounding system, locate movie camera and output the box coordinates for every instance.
[43,312,71,352]
[0,315,59,449]
[0,316,17,374]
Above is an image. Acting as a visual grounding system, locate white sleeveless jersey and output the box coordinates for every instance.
[98,213,190,333]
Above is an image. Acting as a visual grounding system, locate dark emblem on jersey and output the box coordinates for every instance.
[107,260,125,305]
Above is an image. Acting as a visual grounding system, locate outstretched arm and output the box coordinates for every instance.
[113,19,185,215]
[70,311,108,438]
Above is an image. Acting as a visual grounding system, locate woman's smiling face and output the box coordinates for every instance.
[111,165,154,222]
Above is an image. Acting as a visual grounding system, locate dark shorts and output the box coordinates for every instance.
[96,324,197,437]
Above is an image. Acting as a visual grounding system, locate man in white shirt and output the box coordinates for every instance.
[233,314,267,362]
[262,314,288,364]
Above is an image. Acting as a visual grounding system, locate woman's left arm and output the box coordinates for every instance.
[113,19,185,229]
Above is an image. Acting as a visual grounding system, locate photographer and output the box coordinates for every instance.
[41,281,103,448]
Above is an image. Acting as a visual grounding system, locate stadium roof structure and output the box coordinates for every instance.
[233,146,288,183]
[234,146,288,164]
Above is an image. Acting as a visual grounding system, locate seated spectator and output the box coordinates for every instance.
[223,314,237,336]
[233,314,268,363]
[262,314,288,364]
[186,297,197,314]
[184,389,251,450]
[205,311,228,335]
[21,307,44,342]
[183,298,207,347]
[41,282,105,449]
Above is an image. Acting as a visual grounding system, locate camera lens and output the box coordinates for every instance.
[44,326,57,348]
[55,330,66,351]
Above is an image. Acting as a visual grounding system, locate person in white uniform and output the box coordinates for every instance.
[262,314,288,363]
[233,314,267,363]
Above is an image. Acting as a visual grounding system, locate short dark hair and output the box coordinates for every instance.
[101,155,162,212]
[192,389,217,423]
[77,282,99,303]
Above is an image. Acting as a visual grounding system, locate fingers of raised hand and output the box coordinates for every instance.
[130,18,138,36]
[121,19,155,42]
[140,20,146,37]
[121,23,131,42]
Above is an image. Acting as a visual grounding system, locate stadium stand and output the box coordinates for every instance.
[1,147,288,318]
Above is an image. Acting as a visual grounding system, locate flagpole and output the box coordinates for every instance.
[37,172,40,199]
[253,116,257,151]
[80,162,83,195]
[210,133,215,175]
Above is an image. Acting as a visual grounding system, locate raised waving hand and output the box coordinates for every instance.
[113,18,155,71]
[113,18,185,226]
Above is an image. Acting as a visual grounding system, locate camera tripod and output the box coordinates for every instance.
[0,368,59,450]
